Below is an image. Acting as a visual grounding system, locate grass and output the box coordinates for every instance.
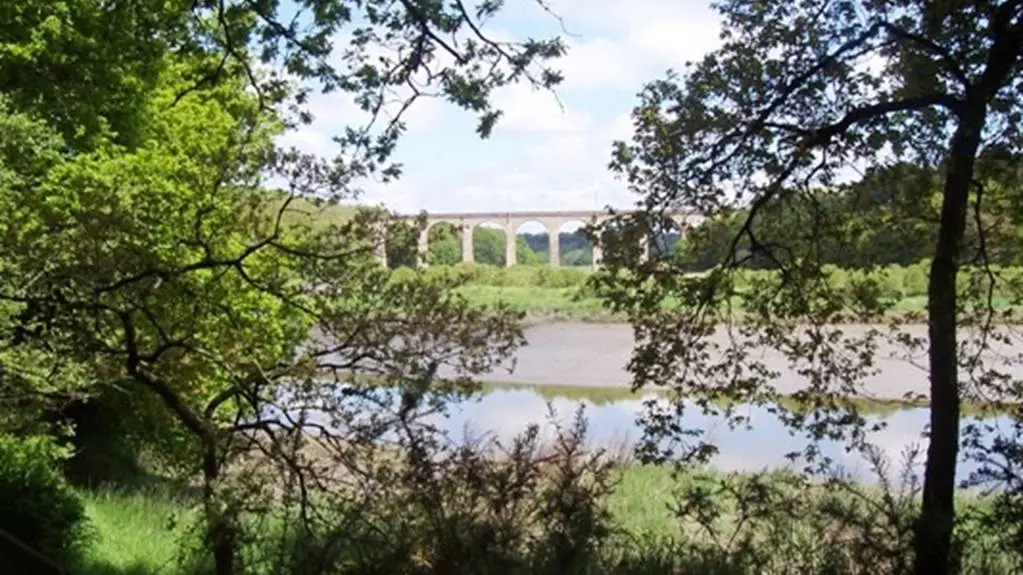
[74,487,197,575]
[442,260,1023,324]
[606,465,678,536]
[70,462,1017,575]
[455,284,1023,324]
[66,466,729,574]
[457,285,617,321]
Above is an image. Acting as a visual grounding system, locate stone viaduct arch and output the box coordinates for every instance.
[378,209,703,269]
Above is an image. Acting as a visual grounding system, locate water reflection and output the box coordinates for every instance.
[429,386,1016,485]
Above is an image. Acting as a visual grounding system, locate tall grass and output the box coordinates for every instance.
[71,462,1022,575]
[75,487,197,575]
[414,262,1023,321]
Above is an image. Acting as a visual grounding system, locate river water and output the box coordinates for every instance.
[423,322,1023,484]
[429,386,1021,484]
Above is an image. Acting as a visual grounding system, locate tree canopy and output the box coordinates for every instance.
[591,3,1023,575]
[0,1,565,573]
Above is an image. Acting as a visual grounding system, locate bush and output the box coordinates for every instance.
[170,406,636,575]
[415,263,594,290]
[0,432,91,562]
[901,260,929,297]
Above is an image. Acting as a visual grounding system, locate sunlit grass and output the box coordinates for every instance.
[74,487,196,575]
[455,283,1022,324]
[607,464,678,536]
[62,467,766,574]
[456,284,616,321]
[71,463,1011,574]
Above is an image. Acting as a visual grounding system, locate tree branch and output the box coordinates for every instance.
[879,21,970,89]
[800,93,963,148]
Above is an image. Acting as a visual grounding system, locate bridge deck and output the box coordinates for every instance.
[396,209,696,220]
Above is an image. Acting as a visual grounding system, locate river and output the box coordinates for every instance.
[423,321,1022,484]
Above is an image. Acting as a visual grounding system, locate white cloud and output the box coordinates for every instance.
[359,179,424,214]
[554,0,719,32]
[273,0,728,213]
[416,2,725,212]
[275,27,457,160]
[606,112,635,142]
[491,82,592,133]
[408,104,644,213]
[625,18,722,69]
[275,127,334,159]
[558,37,638,90]
[548,0,723,70]
[449,112,637,211]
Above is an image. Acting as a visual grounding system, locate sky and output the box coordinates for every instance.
[276,0,724,224]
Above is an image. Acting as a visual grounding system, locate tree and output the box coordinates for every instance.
[0,0,184,151]
[0,0,567,179]
[474,227,507,265]
[0,58,522,575]
[590,3,1023,574]
[428,224,463,265]
[0,1,565,573]
[673,158,1023,270]
[517,236,546,265]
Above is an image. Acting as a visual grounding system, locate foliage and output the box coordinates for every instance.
[588,2,1023,575]
[387,225,597,268]
[0,55,289,464]
[426,223,464,266]
[0,432,90,562]
[676,161,1023,271]
[0,87,528,573]
[163,407,635,575]
[14,1,1023,575]
[0,3,569,575]
[405,225,548,267]
[426,263,593,289]
[416,262,1023,324]
[74,456,1023,574]
[0,0,186,150]
[0,0,567,169]
[56,386,194,485]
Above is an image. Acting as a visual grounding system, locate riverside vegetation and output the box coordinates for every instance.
[3,2,1023,575]
[416,261,1023,322]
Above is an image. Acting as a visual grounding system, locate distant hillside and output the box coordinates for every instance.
[259,191,363,231]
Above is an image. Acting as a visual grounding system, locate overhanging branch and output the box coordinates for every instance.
[780,93,963,148]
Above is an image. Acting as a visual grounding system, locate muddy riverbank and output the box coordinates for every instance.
[460,322,1023,401]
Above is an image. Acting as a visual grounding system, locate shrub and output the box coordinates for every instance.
[388,266,419,285]
[822,264,848,292]
[172,405,632,575]
[0,432,91,562]
[901,260,929,297]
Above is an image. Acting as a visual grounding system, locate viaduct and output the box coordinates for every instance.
[376,209,703,269]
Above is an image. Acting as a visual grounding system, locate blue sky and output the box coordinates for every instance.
[278,0,723,226]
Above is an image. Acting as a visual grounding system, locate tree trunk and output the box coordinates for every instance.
[914,107,985,575]
[202,434,236,575]
[127,360,237,575]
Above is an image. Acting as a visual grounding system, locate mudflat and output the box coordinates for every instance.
[464,322,1023,401]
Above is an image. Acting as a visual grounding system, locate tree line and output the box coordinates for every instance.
[676,158,1023,271]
